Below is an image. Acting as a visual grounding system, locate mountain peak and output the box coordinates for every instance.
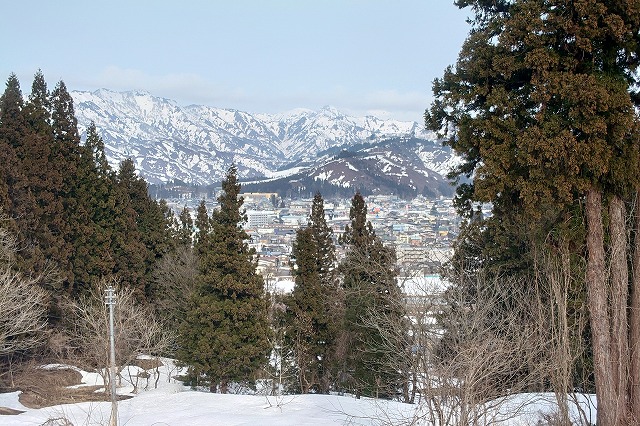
[319,105,342,117]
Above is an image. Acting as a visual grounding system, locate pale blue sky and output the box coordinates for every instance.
[1,1,470,122]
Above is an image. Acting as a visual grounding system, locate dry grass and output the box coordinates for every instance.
[8,365,131,409]
[131,357,163,371]
[1,357,162,414]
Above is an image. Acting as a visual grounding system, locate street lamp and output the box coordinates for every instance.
[105,285,118,426]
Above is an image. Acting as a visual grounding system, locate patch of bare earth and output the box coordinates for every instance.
[0,407,24,415]
[7,366,129,410]
[1,358,164,413]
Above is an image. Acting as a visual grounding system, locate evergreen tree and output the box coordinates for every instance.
[309,192,337,290]
[194,199,210,254]
[288,227,323,393]
[286,192,340,393]
[114,158,173,298]
[49,80,81,289]
[0,74,27,234]
[23,70,50,135]
[339,192,403,398]
[178,165,271,392]
[158,198,180,250]
[426,2,640,423]
[18,71,57,277]
[112,159,149,297]
[69,122,117,293]
[177,205,194,247]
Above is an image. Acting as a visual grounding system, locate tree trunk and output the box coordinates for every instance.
[630,191,640,422]
[585,188,617,426]
[609,195,630,423]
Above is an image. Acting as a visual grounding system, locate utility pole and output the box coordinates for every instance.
[105,285,118,426]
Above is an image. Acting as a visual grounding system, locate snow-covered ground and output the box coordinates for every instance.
[0,358,597,425]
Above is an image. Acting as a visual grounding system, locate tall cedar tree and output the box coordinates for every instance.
[18,71,59,279]
[287,192,339,393]
[178,165,271,392]
[339,192,404,398]
[177,205,194,247]
[194,199,210,254]
[70,122,118,292]
[0,75,27,240]
[114,158,170,298]
[426,2,640,424]
[50,80,81,290]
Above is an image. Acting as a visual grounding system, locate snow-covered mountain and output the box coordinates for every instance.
[72,89,456,194]
[242,137,457,198]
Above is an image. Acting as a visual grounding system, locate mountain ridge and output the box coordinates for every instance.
[72,89,457,197]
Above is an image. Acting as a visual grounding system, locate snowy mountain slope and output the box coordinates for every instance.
[72,89,454,190]
[73,90,282,184]
[243,137,456,198]
[256,106,430,161]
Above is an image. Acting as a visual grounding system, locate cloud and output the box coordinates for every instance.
[73,66,429,122]
[320,88,430,122]
[78,66,249,106]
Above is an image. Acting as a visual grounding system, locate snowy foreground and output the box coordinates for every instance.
[0,358,597,425]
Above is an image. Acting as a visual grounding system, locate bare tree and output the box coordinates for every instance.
[532,241,593,426]
[62,278,173,394]
[0,223,49,387]
[149,245,198,330]
[368,272,551,425]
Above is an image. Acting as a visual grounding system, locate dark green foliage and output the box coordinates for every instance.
[427,0,640,221]
[309,192,338,291]
[338,192,404,398]
[113,158,172,298]
[48,80,82,289]
[69,122,114,292]
[0,71,176,313]
[194,199,210,253]
[148,205,197,335]
[177,205,194,247]
[0,74,27,236]
[17,72,58,277]
[286,192,340,393]
[426,2,640,421]
[178,165,271,392]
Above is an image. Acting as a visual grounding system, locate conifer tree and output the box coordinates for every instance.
[287,192,339,393]
[18,71,57,276]
[112,159,149,297]
[177,206,194,247]
[149,203,197,331]
[49,80,81,289]
[178,165,270,392]
[24,70,50,136]
[339,192,403,398]
[194,199,210,254]
[116,158,175,297]
[69,122,117,293]
[0,74,26,155]
[0,74,26,236]
[309,192,337,290]
[426,2,640,423]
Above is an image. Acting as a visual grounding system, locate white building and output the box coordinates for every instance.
[246,210,276,228]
